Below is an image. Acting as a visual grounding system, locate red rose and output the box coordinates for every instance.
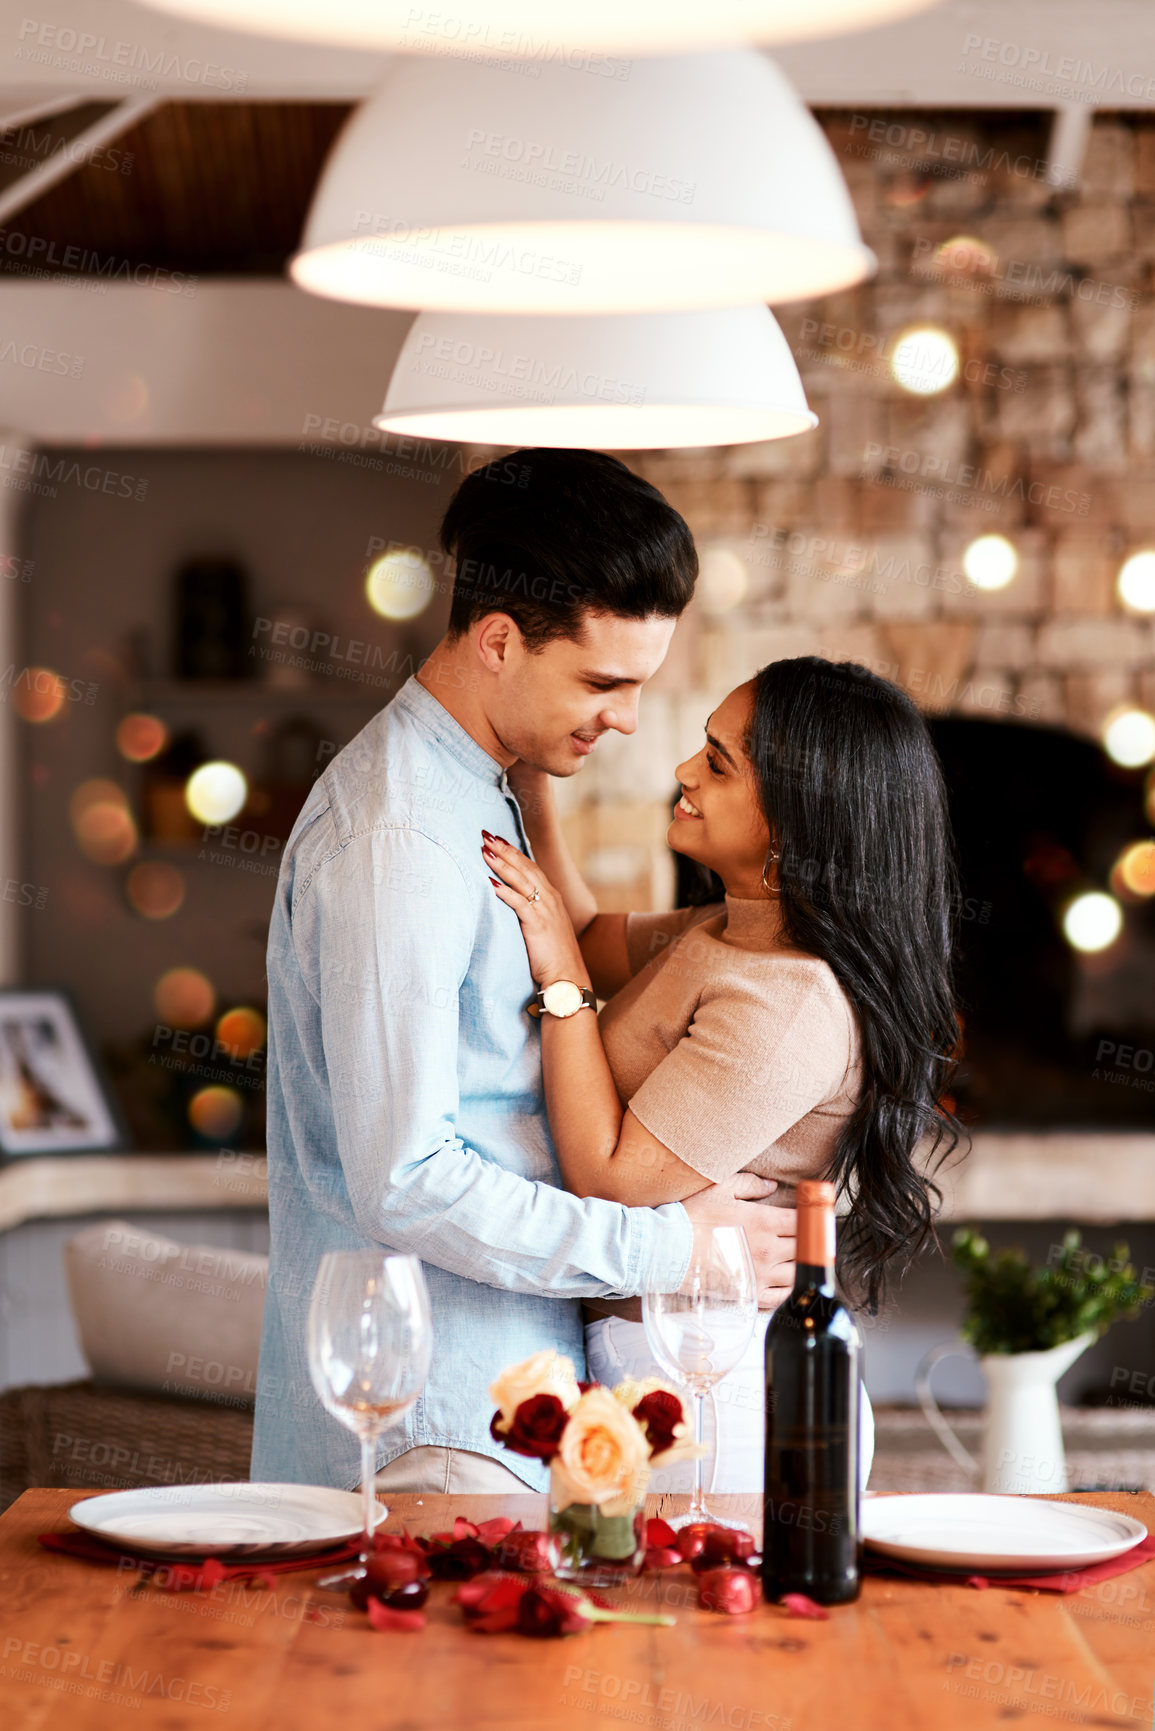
[698,1568,759,1615]
[631,1390,685,1455]
[420,1536,493,1579]
[455,1573,587,1636]
[516,1585,589,1638]
[492,1393,570,1461]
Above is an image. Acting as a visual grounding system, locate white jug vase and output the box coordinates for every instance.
[915,1332,1096,1495]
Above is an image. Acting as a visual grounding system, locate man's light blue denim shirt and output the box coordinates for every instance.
[251,674,694,1492]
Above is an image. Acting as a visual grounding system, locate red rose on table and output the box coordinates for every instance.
[698,1568,759,1615]
[420,1536,493,1579]
[455,1574,588,1636]
[631,1390,684,1455]
[490,1393,570,1461]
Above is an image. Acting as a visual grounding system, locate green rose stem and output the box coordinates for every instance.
[552,1587,676,1629]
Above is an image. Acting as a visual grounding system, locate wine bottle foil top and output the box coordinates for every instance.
[796,1180,836,1267]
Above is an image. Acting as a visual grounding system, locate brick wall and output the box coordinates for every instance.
[482,110,1155,908]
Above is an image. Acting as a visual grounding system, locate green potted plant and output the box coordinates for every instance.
[916,1229,1153,1495]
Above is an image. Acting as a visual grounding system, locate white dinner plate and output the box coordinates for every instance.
[862,1493,1147,1573]
[68,1483,389,1559]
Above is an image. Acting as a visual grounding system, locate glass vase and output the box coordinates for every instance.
[548,1464,646,1585]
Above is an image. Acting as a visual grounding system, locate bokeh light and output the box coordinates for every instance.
[1102,707,1155,768]
[697,546,749,614]
[963,534,1019,592]
[932,235,998,277]
[117,713,169,763]
[365,547,436,620]
[1117,549,1155,614]
[216,1006,266,1058]
[890,326,959,395]
[155,966,216,1028]
[1061,891,1123,954]
[185,761,247,824]
[1111,840,1155,900]
[69,778,138,864]
[188,1085,244,1141]
[13,667,67,723]
[1147,767,1155,825]
[126,860,186,919]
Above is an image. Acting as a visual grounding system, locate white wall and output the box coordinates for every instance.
[0,283,415,446]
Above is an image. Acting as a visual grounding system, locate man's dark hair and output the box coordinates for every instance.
[441,448,697,650]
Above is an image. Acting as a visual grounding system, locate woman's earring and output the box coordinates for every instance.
[761,848,781,897]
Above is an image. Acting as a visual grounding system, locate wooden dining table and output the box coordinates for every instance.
[1,1488,1152,1731]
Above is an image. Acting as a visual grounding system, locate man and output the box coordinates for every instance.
[252,448,796,1496]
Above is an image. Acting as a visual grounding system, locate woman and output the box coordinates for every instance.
[480,656,963,1492]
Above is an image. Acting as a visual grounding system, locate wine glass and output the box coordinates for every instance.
[643,1225,757,1532]
[306,1250,433,1589]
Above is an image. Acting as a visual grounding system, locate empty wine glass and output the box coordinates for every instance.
[306,1250,433,1589]
[643,1225,757,1532]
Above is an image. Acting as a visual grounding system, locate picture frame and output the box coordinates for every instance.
[0,987,130,1157]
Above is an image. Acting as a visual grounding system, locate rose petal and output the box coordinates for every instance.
[781,1593,830,1620]
[474,1517,517,1546]
[644,1547,682,1572]
[645,1517,678,1549]
[471,1609,521,1633]
[453,1573,527,1613]
[366,1599,426,1632]
[453,1517,480,1541]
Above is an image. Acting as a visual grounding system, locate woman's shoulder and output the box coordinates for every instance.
[699,942,858,1053]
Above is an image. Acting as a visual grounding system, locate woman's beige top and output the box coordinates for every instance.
[585,892,862,1323]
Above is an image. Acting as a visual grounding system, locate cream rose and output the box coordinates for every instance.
[489,1351,580,1429]
[554,1386,650,1509]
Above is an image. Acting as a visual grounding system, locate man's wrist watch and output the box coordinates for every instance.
[528,980,597,1018]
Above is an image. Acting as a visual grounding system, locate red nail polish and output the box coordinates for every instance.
[488,876,501,887]
[481,829,494,841]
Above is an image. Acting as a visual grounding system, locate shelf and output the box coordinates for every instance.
[0,1154,268,1235]
[2,1136,1152,1237]
[125,680,384,708]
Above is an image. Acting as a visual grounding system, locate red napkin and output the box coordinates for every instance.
[863,1531,1155,1593]
[38,1530,362,1588]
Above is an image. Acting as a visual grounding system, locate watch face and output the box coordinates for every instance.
[542,980,583,1016]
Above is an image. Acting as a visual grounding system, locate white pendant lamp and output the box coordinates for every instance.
[374,307,818,448]
[136,0,942,53]
[290,51,876,314]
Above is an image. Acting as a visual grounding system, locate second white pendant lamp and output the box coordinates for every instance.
[374,306,819,448]
[137,0,943,55]
[291,50,875,314]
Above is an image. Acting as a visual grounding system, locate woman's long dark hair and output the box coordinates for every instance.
[744,657,965,1313]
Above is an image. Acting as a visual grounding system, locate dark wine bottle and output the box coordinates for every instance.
[762,1179,862,1605]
